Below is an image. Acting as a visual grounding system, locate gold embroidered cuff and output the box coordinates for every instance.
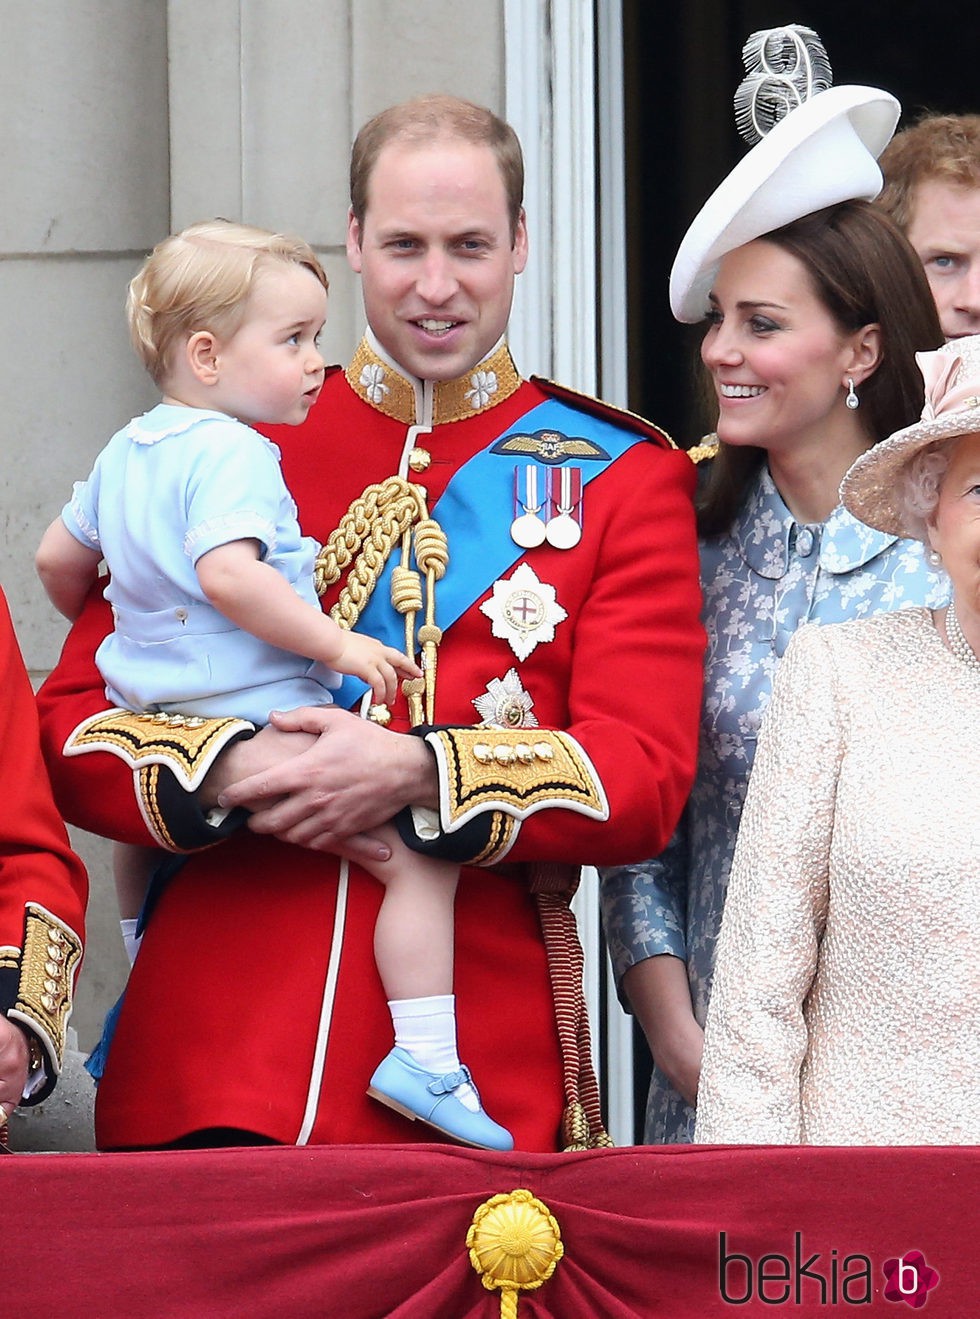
[64,708,254,792]
[8,904,82,1075]
[424,728,609,831]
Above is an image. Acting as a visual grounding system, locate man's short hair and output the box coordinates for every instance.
[878,113,980,230]
[349,94,525,242]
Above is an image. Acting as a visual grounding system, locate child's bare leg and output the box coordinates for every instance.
[361,823,457,1000]
[112,841,159,964]
[362,824,512,1150]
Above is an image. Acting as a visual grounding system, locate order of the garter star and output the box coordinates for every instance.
[479,563,568,661]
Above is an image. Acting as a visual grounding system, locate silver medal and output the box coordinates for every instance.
[545,512,581,549]
[511,512,547,547]
[510,465,546,548]
[544,467,583,549]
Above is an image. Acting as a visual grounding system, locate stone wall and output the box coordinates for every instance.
[1,0,504,1055]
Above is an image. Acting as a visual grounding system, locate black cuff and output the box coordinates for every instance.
[150,728,254,851]
[393,802,495,864]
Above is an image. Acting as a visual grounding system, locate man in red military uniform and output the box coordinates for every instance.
[0,587,85,1136]
[37,95,702,1151]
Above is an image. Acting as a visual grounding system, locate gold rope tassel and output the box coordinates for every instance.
[467,1190,563,1318]
[413,518,448,723]
[313,476,448,726]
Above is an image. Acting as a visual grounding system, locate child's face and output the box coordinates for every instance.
[210,263,327,425]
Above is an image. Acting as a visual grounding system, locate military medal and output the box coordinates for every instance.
[510,465,547,548]
[480,563,568,661]
[545,466,583,549]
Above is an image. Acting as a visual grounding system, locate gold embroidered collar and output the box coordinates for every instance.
[345,334,522,426]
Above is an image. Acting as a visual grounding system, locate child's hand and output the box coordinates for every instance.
[335,632,421,705]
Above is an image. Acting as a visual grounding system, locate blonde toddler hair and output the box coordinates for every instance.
[126,219,328,387]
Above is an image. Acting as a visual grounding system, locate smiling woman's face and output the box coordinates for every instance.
[700,240,872,458]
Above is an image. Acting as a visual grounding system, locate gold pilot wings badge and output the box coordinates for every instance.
[490,428,610,463]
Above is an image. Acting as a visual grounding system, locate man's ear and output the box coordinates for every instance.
[512,206,529,274]
[187,330,220,384]
[346,206,364,274]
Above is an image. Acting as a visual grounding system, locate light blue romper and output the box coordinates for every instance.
[62,403,340,724]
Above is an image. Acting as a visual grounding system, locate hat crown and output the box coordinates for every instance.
[918,335,980,422]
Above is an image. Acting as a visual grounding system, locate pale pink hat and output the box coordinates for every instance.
[841,334,980,537]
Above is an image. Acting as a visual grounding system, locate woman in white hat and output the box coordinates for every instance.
[600,26,950,1145]
[694,336,980,1144]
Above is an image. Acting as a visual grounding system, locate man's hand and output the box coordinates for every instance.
[0,1017,29,1116]
[213,705,439,854]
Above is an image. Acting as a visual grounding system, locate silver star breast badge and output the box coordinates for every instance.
[472,668,540,729]
[479,562,568,661]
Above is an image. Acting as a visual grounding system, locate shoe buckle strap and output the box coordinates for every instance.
[427,1065,472,1096]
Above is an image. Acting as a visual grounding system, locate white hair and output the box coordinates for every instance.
[900,439,958,542]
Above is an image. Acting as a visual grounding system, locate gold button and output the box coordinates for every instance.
[408,447,431,472]
[41,995,57,1012]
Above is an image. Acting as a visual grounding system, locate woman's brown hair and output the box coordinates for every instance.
[697,199,944,538]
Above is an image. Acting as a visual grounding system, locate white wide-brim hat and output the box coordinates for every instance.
[841,334,980,538]
[669,84,900,323]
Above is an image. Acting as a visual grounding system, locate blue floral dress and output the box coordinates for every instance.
[599,464,950,1144]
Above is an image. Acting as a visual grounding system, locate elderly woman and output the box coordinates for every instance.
[694,334,980,1144]
[600,25,949,1145]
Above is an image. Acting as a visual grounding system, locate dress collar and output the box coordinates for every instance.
[125,403,240,447]
[731,465,899,580]
[344,330,522,426]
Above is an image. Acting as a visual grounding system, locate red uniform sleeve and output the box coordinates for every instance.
[530,445,703,863]
[0,588,86,1091]
[399,443,704,869]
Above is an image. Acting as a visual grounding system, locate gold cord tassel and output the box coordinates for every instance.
[313,476,448,726]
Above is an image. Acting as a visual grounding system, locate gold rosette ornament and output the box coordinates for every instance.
[467,1189,563,1318]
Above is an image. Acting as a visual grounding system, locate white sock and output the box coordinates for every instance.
[388,994,480,1112]
[120,919,141,966]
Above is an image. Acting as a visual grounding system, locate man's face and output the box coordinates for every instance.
[347,137,528,382]
[906,179,980,340]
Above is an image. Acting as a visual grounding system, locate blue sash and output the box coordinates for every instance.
[332,397,645,708]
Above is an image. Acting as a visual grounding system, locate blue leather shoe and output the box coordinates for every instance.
[368,1048,514,1151]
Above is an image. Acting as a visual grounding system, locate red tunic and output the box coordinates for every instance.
[0,587,86,1093]
[37,342,702,1149]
